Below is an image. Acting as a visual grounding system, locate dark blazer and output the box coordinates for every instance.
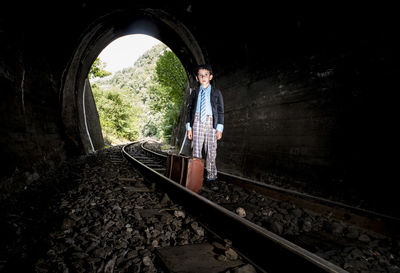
[187,86,224,130]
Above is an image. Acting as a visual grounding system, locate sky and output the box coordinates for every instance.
[98,34,161,73]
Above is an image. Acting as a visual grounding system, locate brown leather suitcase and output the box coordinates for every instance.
[185,158,204,193]
[166,154,189,185]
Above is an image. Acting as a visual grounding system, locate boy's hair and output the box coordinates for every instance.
[193,64,214,76]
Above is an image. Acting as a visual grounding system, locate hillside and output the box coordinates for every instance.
[91,43,187,144]
[97,43,167,97]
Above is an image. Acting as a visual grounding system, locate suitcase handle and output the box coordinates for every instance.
[179,134,187,155]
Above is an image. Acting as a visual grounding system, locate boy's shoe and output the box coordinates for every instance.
[206,178,219,191]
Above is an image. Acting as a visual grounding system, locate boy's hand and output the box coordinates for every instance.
[187,130,193,140]
[216,131,222,140]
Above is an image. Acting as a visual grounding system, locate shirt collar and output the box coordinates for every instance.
[200,84,211,92]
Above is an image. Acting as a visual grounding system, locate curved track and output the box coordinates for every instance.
[138,141,400,239]
[122,141,348,273]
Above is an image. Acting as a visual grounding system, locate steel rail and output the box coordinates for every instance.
[140,141,400,239]
[140,142,168,159]
[217,171,400,239]
[122,142,347,273]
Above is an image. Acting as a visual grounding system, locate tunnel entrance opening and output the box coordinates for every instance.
[88,34,189,148]
[60,9,205,155]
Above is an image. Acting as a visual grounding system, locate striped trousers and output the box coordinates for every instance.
[192,113,217,180]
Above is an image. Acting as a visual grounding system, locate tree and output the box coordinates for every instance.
[155,50,186,106]
[89,58,111,79]
[92,85,141,142]
[150,49,187,141]
[89,44,187,143]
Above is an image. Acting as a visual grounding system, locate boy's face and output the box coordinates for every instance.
[196,69,213,86]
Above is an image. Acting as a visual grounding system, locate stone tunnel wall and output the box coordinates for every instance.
[217,66,352,182]
[179,3,398,209]
[0,2,397,210]
[0,29,67,195]
[83,79,104,152]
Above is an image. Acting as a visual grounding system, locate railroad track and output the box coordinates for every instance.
[122,141,349,273]
[138,141,400,237]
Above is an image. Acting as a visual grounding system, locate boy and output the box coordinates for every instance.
[186,64,224,182]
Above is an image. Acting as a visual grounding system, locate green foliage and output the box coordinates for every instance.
[90,43,187,144]
[92,85,141,141]
[155,50,186,105]
[150,50,187,141]
[89,58,111,79]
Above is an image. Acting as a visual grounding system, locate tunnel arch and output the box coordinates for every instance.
[60,8,205,154]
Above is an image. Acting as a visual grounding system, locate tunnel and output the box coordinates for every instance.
[1,2,398,217]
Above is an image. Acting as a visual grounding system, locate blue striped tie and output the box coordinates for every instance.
[200,88,206,122]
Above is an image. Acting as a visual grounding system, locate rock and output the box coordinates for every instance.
[65,237,75,245]
[387,265,400,273]
[262,209,273,217]
[152,240,159,248]
[212,241,227,254]
[327,222,344,234]
[72,252,88,259]
[224,239,233,248]
[302,220,312,232]
[35,258,50,272]
[190,222,205,237]
[284,222,298,236]
[14,144,400,273]
[142,256,153,267]
[236,207,246,218]
[211,184,219,191]
[292,208,303,218]
[276,207,288,215]
[246,212,254,220]
[270,222,283,235]
[359,234,370,242]
[233,264,257,273]
[225,248,239,261]
[160,194,171,206]
[345,226,359,239]
[61,218,76,230]
[126,250,138,259]
[331,222,344,234]
[349,248,364,259]
[280,202,293,210]
[174,210,185,218]
[217,254,228,262]
[368,239,380,248]
[104,255,117,273]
